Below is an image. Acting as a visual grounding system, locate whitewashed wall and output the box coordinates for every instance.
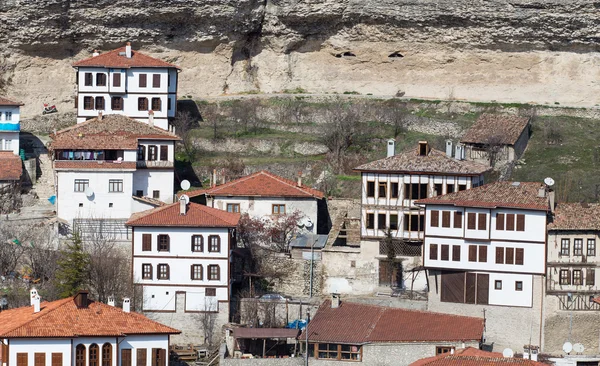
[7,338,71,366]
[116,334,169,366]
[488,273,533,307]
[132,170,174,203]
[0,132,19,154]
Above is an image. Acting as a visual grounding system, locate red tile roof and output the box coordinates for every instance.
[188,171,324,199]
[548,203,600,231]
[126,201,240,228]
[54,161,137,170]
[354,145,489,175]
[302,300,483,344]
[0,294,179,338]
[0,152,22,181]
[461,114,530,146]
[417,181,549,211]
[0,97,24,106]
[73,46,180,69]
[132,195,166,207]
[410,347,546,366]
[51,114,179,150]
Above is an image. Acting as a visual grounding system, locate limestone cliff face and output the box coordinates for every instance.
[1,0,599,116]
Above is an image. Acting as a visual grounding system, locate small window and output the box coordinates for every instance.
[495,247,504,264]
[350,260,356,268]
[477,213,487,230]
[560,269,570,285]
[430,210,439,227]
[389,214,398,230]
[208,264,220,280]
[153,74,161,88]
[378,182,387,198]
[89,344,99,366]
[35,353,45,366]
[74,179,89,192]
[76,345,86,366]
[158,234,169,251]
[153,190,160,199]
[452,245,461,261]
[168,97,172,111]
[5,111,11,121]
[191,235,203,252]
[272,204,286,215]
[142,264,152,279]
[434,183,443,196]
[148,145,158,161]
[96,73,107,86]
[137,349,146,366]
[366,181,375,197]
[121,350,131,366]
[160,145,168,161]
[458,184,467,191]
[516,214,525,231]
[142,234,151,251]
[113,73,121,87]
[442,211,451,228]
[391,183,399,198]
[515,248,524,265]
[206,288,216,296]
[587,269,595,286]
[52,353,63,366]
[152,97,161,111]
[136,190,143,197]
[208,235,220,252]
[95,96,105,110]
[496,213,505,230]
[467,213,476,230]
[79,203,83,207]
[574,239,583,256]
[108,179,123,192]
[137,145,146,160]
[435,346,454,355]
[468,245,477,262]
[84,96,94,110]
[506,213,515,231]
[453,211,462,229]
[377,213,386,230]
[191,264,203,280]
[588,239,596,257]
[138,97,148,111]
[227,203,240,213]
[515,281,523,291]
[573,270,583,285]
[446,184,455,194]
[366,213,374,229]
[478,245,488,262]
[505,247,514,265]
[108,203,113,208]
[139,74,147,88]
[494,280,502,290]
[102,343,112,366]
[84,72,93,86]
[429,244,438,260]
[561,239,570,256]
[441,245,449,261]
[157,264,170,280]
[111,96,123,111]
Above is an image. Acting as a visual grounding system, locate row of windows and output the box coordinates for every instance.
[73,344,165,366]
[429,244,524,265]
[559,268,595,286]
[365,213,424,232]
[74,179,123,193]
[83,96,169,112]
[560,238,596,257]
[494,280,523,291]
[0,111,13,120]
[138,145,169,161]
[365,181,468,200]
[141,263,221,281]
[431,210,462,229]
[142,234,221,253]
[83,72,166,89]
[432,212,526,232]
[16,353,61,366]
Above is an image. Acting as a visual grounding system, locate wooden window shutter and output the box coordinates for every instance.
[142,234,151,251]
[160,145,168,161]
[113,73,121,87]
[477,213,487,230]
[159,349,166,366]
[440,271,465,303]
[516,214,525,231]
[467,213,476,230]
[496,247,504,264]
[166,264,170,279]
[453,211,462,228]
[153,74,161,88]
[506,213,515,231]
[430,210,439,227]
[505,247,514,264]
[496,213,505,230]
[429,244,438,260]
[515,248,524,265]
[587,269,595,286]
[468,245,477,262]
[216,265,221,280]
[137,349,147,366]
[442,211,451,228]
[465,273,476,304]
[478,245,488,262]
[476,273,489,305]
[452,245,461,261]
[121,350,131,366]
[52,353,63,366]
[17,353,28,366]
[139,74,147,87]
[441,245,449,261]
[35,353,45,366]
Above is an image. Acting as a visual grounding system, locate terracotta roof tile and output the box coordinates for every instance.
[410,347,546,366]
[354,146,489,175]
[0,152,22,181]
[461,114,530,146]
[0,295,179,338]
[188,171,324,199]
[126,201,240,227]
[548,203,600,231]
[54,161,137,170]
[0,96,24,106]
[417,181,549,211]
[50,114,179,150]
[302,300,483,344]
[132,195,166,207]
[73,46,180,69]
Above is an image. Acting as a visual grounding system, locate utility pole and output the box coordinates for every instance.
[309,234,316,298]
[305,309,310,366]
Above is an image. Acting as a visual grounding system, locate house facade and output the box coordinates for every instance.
[418,181,550,351]
[50,114,179,235]
[0,97,23,155]
[353,140,489,290]
[126,201,240,344]
[72,43,179,129]
[0,290,179,366]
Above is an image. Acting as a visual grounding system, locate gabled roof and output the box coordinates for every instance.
[187,171,325,199]
[73,46,180,69]
[354,147,489,175]
[0,295,180,338]
[410,347,546,366]
[0,152,22,181]
[417,181,549,211]
[302,300,483,344]
[126,201,240,228]
[50,114,179,150]
[0,97,24,106]
[461,114,530,146]
[548,203,600,231]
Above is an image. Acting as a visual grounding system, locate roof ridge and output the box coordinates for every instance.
[338,300,483,320]
[260,170,319,196]
[0,297,73,337]
[364,307,386,341]
[89,301,180,334]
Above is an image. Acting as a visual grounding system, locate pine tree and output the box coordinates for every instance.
[55,233,90,298]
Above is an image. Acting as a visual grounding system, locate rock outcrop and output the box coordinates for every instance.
[1,0,599,116]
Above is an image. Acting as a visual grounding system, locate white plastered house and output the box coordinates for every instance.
[0,97,23,155]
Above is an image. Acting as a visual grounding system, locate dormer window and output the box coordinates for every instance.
[418,141,430,156]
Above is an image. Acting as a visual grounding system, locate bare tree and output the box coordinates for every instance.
[172,111,198,159]
[381,99,409,137]
[269,210,303,252]
[229,99,263,135]
[483,134,505,168]
[274,97,305,125]
[198,297,218,346]
[0,222,27,277]
[202,103,228,141]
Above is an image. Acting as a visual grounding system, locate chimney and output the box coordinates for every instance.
[148,110,154,127]
[179,196,187,215]
[387,139,395,158]
[32,295,40,313]
[455,144,465,160]
[538,185,546,198]
[92,49,100,57]
[530,346,538,361]
[98,111,103,121]
[122,298,131,313]
[549,190,556,213]
[297,171,302,187]
[30,288,38,306]
[418,141,430,156]
[107,296,115,307]
[331,293,340,309]
[125,42,132,58]
[212,169,217,188]
[446,140,453,157]
[74,290,89,308]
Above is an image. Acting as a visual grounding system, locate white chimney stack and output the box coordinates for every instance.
[148,110,154,127]
[125,42,132,58]
[446,140,453,157]
[179,196,187,215]
[297,171,302,187]
[331,293,340,309]
[98,111,103,121]
[107,296,115,307]
[387,139,395,158]
[455,144,465,160]
[33,295,40,313]
[92,49,100,57]
[30,288,38,306]
[122,298,131,313]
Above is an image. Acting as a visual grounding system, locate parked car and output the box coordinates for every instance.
[258,293,287,301]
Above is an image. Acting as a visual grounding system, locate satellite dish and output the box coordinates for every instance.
[502,348,514,358]
[563,342,573,354]
[544,177,555,187]
[84,187,94,198]
[573,343,585,353]
[181,180,191,191]
[179,194,190,205]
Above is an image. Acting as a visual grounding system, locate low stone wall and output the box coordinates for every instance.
[222,358,304,366]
